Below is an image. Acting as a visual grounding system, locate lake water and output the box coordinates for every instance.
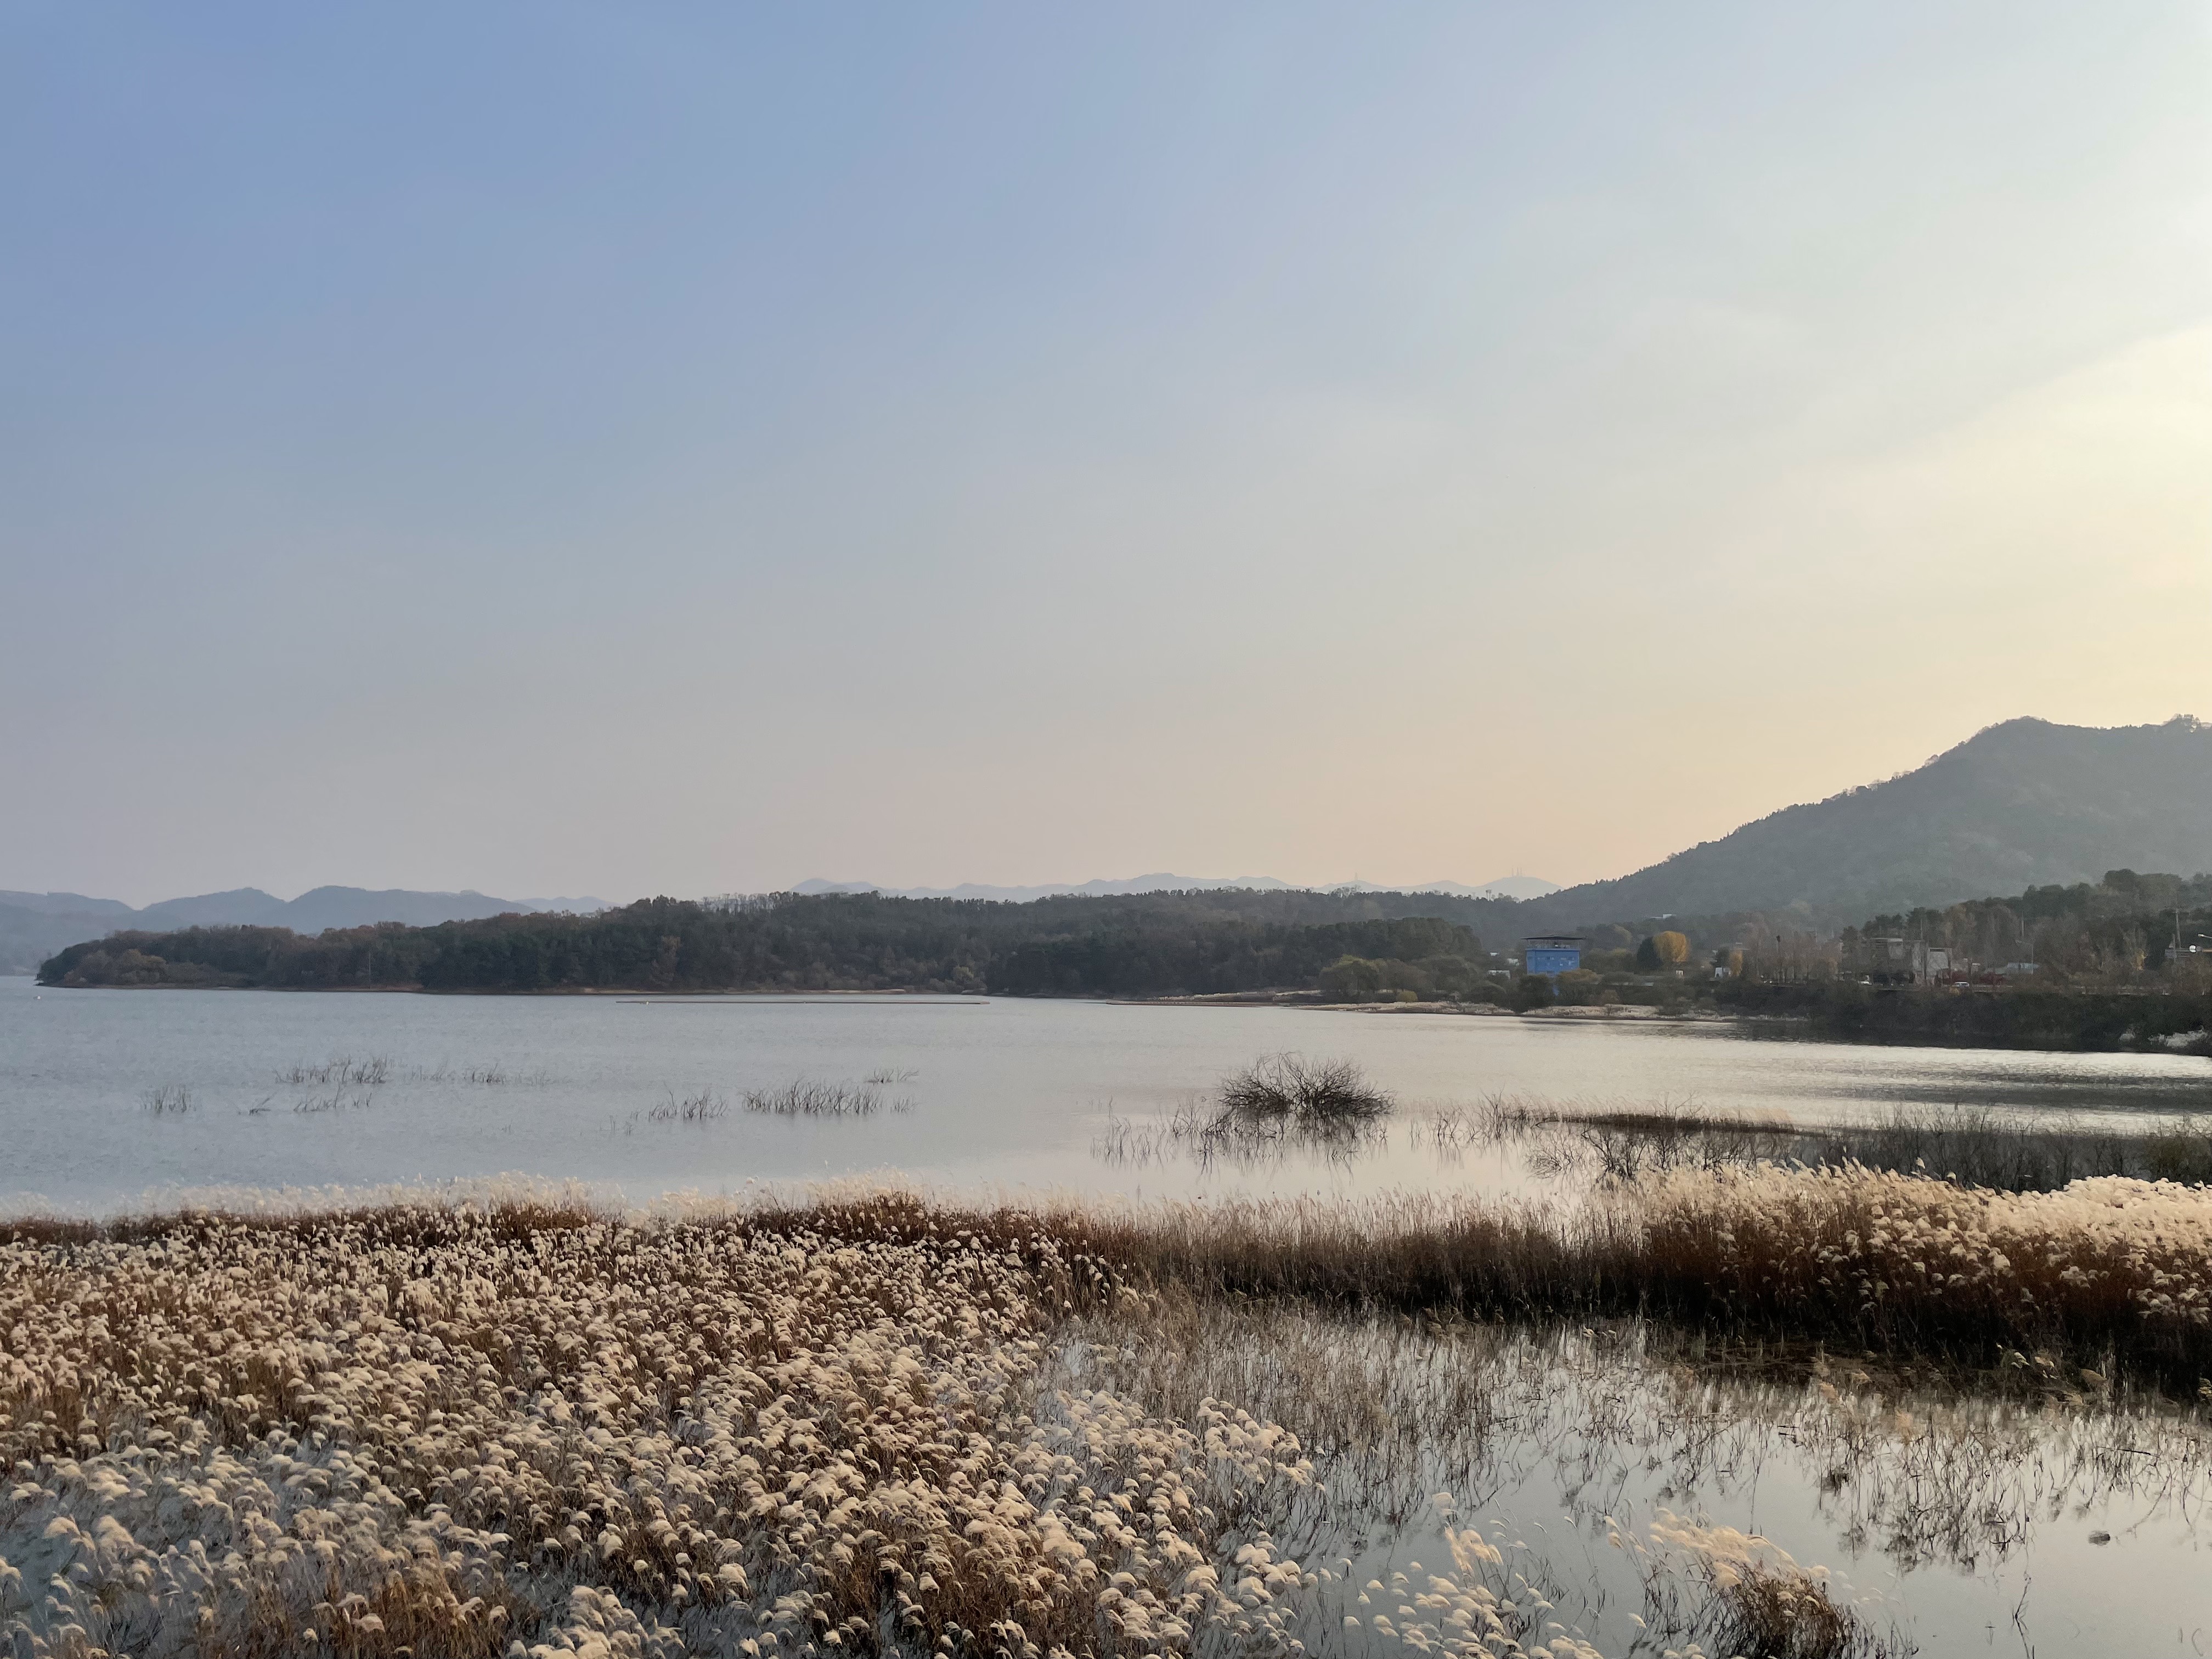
[1070,1311,2212,1659]
[2,974,2206,1211]
[4,974,2210,1654]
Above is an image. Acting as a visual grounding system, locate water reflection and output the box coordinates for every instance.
[1095,1091,2212,1194]
[1094,1104,1393,1171]
[1067,1298,2212,1657]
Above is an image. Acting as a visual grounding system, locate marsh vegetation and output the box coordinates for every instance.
[1216,1053,1393,1125]
[1096,1056,1394,1166]
[275,1055,552,1089]
[1096,1082,2212,1215]
[279,1054,391,1086]
[742,1074,918,1118]
[2,1173,2207,1657]
[1469,1096,2212,1190]
[649,1088,731,1124]
[137,1082,191,1116]
[133,1044,934,1141]
[290,1086,379,1115]
[0,1195,1341,1659]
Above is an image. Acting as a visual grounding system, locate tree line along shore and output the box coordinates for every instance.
[32,875,2212,1053]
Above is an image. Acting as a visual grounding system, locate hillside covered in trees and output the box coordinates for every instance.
[36,890,1496,999]
[1709,870,2212,1049]
[1842,868,2212,978]
[24,716,2208,980]
[0,885,597,975]
[1515,715,2212,929]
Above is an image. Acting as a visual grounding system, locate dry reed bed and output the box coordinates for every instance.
[1054,1166,2212,1387]
[0,1198,1624,1659]
[6,1168,2208,1656]
[0,1194,1807,1659]
[0,1197,1333,1659]
[1477,1096,2212,1190]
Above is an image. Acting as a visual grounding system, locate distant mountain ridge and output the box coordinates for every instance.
[790,872,1562,903]
[1514,715,2212,929]
[0,886,607,975]
[1330,876,1561,902]
[15,715,2202,979]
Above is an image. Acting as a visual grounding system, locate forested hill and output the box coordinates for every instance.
[36,889,1500,997]
[1514,716,2212,929]
[32,717,2209,985]
[0,885,604,975]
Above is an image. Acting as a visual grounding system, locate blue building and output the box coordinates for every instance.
[1521,935,1586,977]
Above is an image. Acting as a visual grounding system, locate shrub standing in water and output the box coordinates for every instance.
[1215,1054,1393,1125]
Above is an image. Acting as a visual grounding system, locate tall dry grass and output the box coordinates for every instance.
[1637,1515,1888,1659]
[1049,1166,2212,1387]
[0,1186,1965,1659]
[0,1194,1340,1658]
[4,1172,2207,1655]
[1469,1096,2212,1191]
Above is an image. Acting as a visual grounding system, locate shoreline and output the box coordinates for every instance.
[17,976,2208,1059]
[1136,993,1725,1023]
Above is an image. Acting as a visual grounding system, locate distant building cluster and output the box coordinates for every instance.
[1849,935,2002,985]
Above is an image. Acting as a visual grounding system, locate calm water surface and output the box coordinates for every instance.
[3,975,2209,1654]
[2,976,2206,1210]
[1070,1315,2212,1659]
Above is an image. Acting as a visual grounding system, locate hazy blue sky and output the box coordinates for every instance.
[5,3,2207,905]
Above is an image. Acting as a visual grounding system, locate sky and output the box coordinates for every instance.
[4,3,2208,907]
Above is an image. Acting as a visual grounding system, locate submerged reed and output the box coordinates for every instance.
[648,1088,730,1123]
[291,1086,378,1115]
[1092,1056,1397,1170]
[277,1055,393,1087]
[742,1077,913,1118]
